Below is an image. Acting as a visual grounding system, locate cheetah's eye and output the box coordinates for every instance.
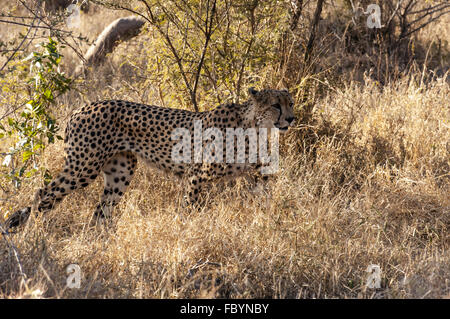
[272,103,281,111]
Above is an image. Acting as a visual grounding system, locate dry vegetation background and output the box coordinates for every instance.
[0,0,449,298]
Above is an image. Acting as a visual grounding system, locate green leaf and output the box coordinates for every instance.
[22,150,33,162]
[44,89,53,100]
[25,168,38,177]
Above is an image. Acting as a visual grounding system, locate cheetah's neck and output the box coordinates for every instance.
[237,100,257,128]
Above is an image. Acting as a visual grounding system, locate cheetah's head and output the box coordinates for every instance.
[247,87,295,132]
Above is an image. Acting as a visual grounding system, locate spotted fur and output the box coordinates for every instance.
[5,88,295,229]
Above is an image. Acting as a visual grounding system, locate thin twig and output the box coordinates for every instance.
[192,0,217,111]
[0,18,72,33]
[400,10,450,41]
[0,17,37,73]
[17,0,86,62]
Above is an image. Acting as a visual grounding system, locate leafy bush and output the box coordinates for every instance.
[99,0,290,110]
[0,37,72,187]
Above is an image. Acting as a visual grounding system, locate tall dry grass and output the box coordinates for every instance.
[1,72,448,298]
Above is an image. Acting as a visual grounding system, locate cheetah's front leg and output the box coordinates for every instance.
[93,152,137,221]
[246,163,273,194]
[184,163,239,207]
[185,175,204,207]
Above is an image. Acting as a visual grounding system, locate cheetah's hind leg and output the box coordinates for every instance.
[4,155,102,231]
[92,152,137,224]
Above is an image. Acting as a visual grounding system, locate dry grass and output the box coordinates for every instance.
[1,73,448,299]
[0,2,449,299]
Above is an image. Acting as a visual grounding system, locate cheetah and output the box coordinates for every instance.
[4,87,295,230]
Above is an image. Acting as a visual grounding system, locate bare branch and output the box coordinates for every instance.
[0,18,71,33]
[400,10,450,41]
[409,3,450,15]
[304,0,324,63]
[290,0,304,31]
[191,0,217,111]
[0,17,37,73]
[385,0,404,30]
[17,0,86,62]
[406,5,450,29]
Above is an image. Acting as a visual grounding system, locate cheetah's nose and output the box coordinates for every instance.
[286,117,295,124]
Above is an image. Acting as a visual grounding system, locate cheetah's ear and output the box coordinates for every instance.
[248,87,259,97]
